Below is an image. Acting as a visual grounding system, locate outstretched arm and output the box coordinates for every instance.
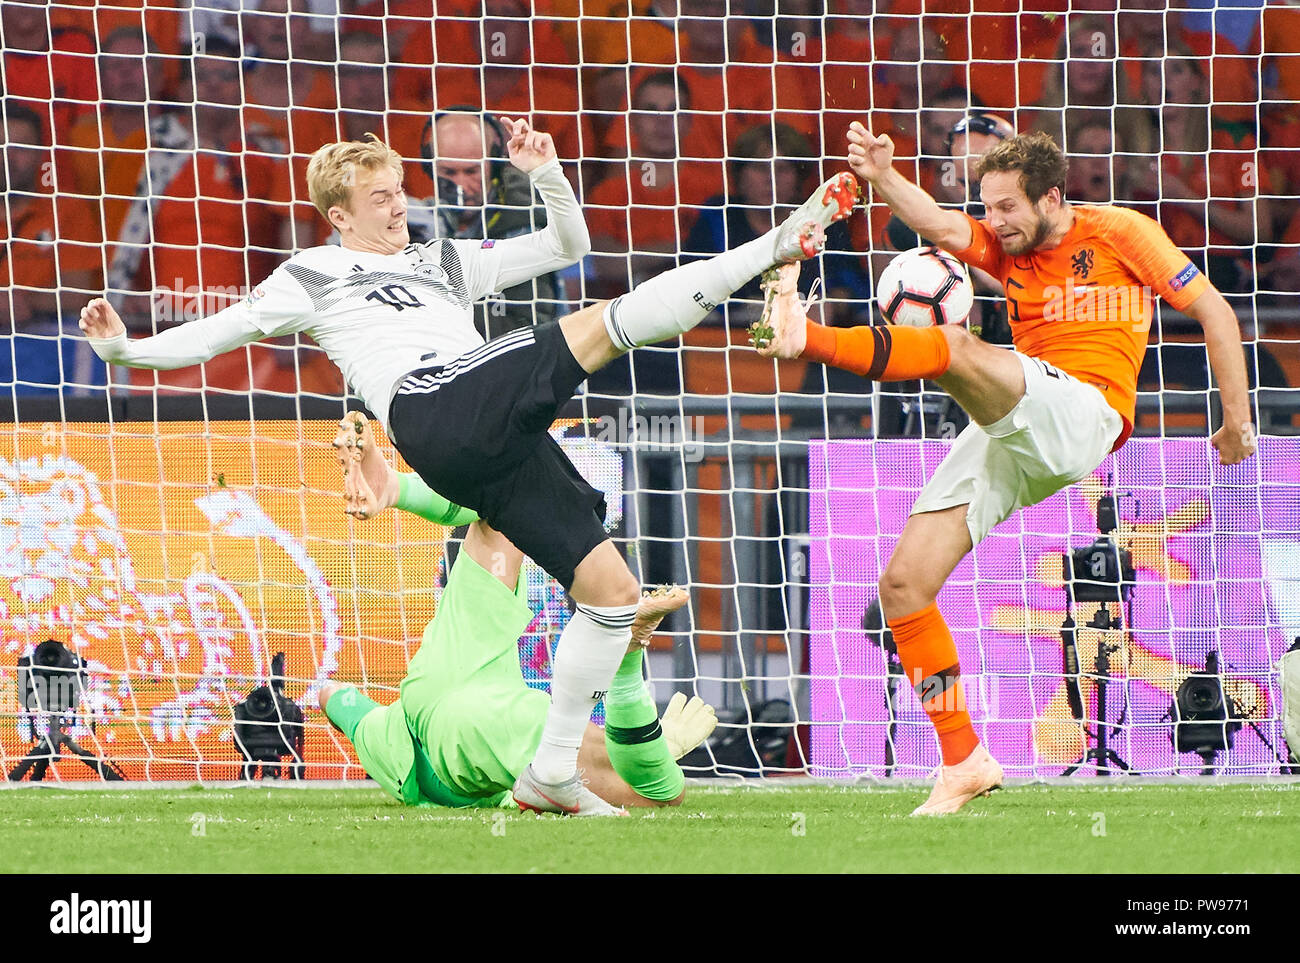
[847,120,973,252]
[464,117,591,293]
[1180,286,1257,465]
[79,297,264,369]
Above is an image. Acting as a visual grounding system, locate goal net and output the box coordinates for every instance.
[1,1,1296,783]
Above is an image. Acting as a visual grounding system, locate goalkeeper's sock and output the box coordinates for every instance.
[530,602,637,784]
[603,648,684,802]
[600,233,779,350]
[801,322,951,381]
[395,473,479,526]
[887,602,979,766]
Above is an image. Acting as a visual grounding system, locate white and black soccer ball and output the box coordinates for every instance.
[876,246,974,327]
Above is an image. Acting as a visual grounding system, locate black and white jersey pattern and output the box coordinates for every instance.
[86,159,590,437]
[283,241,472,314]
[235,240,503,433]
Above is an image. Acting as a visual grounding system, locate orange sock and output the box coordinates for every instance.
[803,321,951,381]
[887,602,979,766]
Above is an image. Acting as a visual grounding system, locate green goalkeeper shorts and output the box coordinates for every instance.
[400,547,549,800]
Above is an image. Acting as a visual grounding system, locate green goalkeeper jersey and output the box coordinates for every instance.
[326,549,546,807]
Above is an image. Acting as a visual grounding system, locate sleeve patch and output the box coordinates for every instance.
[244,285,266,306]
[479,239,496,248]
[1168,262,1200,291]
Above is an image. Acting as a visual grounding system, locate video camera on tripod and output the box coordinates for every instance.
[1060,490,1136,776]
[8,639,125,782]
[233,652,304,779]
[17,639,88,715]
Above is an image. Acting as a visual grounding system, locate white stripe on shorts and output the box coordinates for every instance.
[395,328,537,397]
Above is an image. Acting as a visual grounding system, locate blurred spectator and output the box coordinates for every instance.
[683,123,869,327]
[1262,4,1300,103]
[885,110,1015,251]
[598,68,718,164]
[584,71,724,293]
[0,0,98,150]
[821,0,877,158]
[331,32,435,201]
[242,0,335,109]
[562,5,821,154]
[345,0,453,57]
[51,0,188,101]
[564,0,750,66]
[1064,117,1118,205]
[406,110,564,339]
[121,39,335,394]
[68,29,170,253]
[946,112,1017,208]
[1258,207,1300,307]
[737,0,828,145]
[1034,14,1155,166]
[1139,50,1266,293]
[918,89,976,170]
[1259,53,1300,199]
[898,87,977,201]
[187,0,335,60]
[241,0,338,245]
[401,0,592,177]
[1,103,106,394]
[871,15,965,116]
[884,110,1014,348]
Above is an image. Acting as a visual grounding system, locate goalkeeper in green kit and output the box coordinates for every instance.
[318,412,716,813]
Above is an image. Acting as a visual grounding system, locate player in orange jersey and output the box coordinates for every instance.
[755,125,1256,816]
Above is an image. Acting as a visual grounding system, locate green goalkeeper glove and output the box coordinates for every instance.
[659,692,717,760]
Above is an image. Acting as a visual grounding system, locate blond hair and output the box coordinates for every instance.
[306,134,403,220]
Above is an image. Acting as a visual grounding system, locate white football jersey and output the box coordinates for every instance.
[89,158,588,436]
[243,239,504,427]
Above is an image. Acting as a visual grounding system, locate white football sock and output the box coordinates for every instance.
[530,601,638,784]
[601,232,780,350]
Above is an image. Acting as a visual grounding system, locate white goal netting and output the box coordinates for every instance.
[1,1,1297,782]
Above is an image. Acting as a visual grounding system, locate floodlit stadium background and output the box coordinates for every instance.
[1,2,1297,781]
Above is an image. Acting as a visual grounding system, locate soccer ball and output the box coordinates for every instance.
[876,246,974,327]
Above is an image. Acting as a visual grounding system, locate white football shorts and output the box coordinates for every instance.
[911,351,1124,546]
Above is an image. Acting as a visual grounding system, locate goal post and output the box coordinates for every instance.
[1,2,1296,783]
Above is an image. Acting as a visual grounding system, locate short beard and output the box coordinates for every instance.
[1002,210,1053,256]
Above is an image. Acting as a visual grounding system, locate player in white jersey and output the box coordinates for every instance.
[80,119,859,815]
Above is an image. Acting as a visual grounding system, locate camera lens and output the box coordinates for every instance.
[1183,678,1222,714]
[245,688,278,721]
[35,640,74,669]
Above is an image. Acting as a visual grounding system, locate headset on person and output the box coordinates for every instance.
[420,106,511,210]
[944,111,1013,156]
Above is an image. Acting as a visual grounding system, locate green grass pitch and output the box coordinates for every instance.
[2,782,1296,874]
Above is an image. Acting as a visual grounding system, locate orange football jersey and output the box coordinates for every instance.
[952,205,1210,441]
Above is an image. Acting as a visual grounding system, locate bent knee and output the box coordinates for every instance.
[939,324,987,369]
[940,323,977,349]
[601,569,641,608]
[878,566,936,620]
[571,546,641,607]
